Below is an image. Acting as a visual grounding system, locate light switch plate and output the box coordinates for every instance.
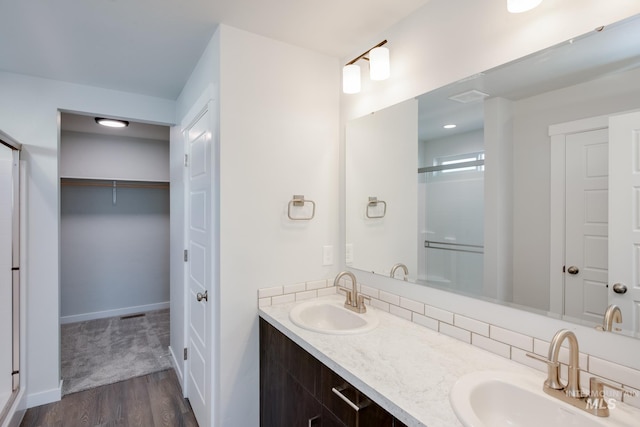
[346,243,353,265]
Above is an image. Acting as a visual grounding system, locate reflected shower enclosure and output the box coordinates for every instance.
[418,129,484,294]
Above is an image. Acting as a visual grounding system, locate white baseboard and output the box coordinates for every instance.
[168,345,184,392]
[25,381,62,409]
[60,302,170,324]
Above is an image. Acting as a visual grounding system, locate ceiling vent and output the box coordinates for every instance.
[448,89,490,104]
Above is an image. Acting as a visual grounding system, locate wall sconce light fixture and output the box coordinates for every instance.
[343,40,390,94]
[507,0,542,13]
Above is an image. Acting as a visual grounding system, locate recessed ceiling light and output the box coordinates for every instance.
[443,124,457,129]
[95,117,129,128]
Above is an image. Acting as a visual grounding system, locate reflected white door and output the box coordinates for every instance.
[609,110,640,332]
[0,151,13,414]
[564,128,609,323]
[185,104,213,427]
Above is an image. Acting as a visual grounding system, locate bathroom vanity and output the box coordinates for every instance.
[260,318,407,426]
[259,294,542,427]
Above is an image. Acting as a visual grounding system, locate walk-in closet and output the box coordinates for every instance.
[59,113,171,395]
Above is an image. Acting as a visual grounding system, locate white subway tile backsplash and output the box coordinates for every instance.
[258,286,283,298]
[271,293,295,305]
[511,348,546,373]
[258,298,272,308]
[306,279,328,290]
[379,290,400,306]
[440,323,471,343]
[589,356,640,391]
[454,315,489,336]
[400,297,424,315]
[390,305,412,321]
[283,282,306,294]
[360,284,379,299]
[371,298,390,312]
[490,326,533,351]
[317,286,337,297]
[412,313,439,331]
[472,333,511,358]
[295,290,317,301]
[623,385,640,408]
[425,305,454,324]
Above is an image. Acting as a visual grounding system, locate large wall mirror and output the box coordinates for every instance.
[346,14,640,336]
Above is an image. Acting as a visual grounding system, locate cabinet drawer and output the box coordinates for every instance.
[320,364,394,427]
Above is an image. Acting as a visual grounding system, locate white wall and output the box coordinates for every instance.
[60,131,169,182]
[0,70,174,406]
[218,25,339,426]
[346,99,418,278]
[340,0,640,370]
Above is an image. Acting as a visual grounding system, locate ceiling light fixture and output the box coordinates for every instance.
[95,117,129,128]
[507,0,542,13]
[443,124,457,129]
[343,40,390,94]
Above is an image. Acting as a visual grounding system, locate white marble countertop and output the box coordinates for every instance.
[259,294,542,427]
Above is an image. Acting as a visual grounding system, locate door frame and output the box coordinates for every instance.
[549,114,609,315]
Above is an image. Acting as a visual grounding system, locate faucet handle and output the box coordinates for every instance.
[526,352,564,390]
[590,377,635,400]
[356,294,371,311]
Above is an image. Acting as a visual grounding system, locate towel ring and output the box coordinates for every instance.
[366,197,386,219]
[287,195,316,220]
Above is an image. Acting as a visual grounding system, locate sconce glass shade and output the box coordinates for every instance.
[343,64,361,94]
[369,46,390,80]
[507,0,542,13]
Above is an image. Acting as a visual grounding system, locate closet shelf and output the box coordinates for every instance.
[60,177,169,189]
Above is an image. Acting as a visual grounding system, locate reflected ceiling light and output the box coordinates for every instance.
[342,40,390,94]
[507,0,542,13]
[443,124,457,129]
[95,117,129,128]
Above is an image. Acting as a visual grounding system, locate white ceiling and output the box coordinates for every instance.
[0,0,430,100]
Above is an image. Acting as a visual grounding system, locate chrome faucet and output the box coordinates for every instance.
[527,329,633,417]
[334,271,369,313]
[602,304,622,332]
[390,263,408,281]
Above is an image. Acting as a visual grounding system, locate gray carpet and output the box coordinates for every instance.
[61,309,172,395]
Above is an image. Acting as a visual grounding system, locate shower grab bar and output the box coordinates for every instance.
[366,197,387,218]
[424,240,484,254]
[287,195,316,220]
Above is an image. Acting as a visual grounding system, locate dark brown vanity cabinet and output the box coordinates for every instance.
[260,318,408,427]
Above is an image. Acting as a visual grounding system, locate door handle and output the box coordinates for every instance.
[197,290,208,302]
[567,266,579,275]
[612,283,627,294]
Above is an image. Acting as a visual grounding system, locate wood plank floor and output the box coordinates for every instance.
[20,369,198,427]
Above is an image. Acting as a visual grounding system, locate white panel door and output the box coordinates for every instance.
[564,128,609,323]
[609,110,640,332]
[185,105,213,427]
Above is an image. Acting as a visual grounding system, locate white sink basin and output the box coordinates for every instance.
[450,371,640,427]
[289,298,379,334]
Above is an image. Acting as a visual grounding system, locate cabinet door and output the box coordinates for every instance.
[320,363,394,427]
